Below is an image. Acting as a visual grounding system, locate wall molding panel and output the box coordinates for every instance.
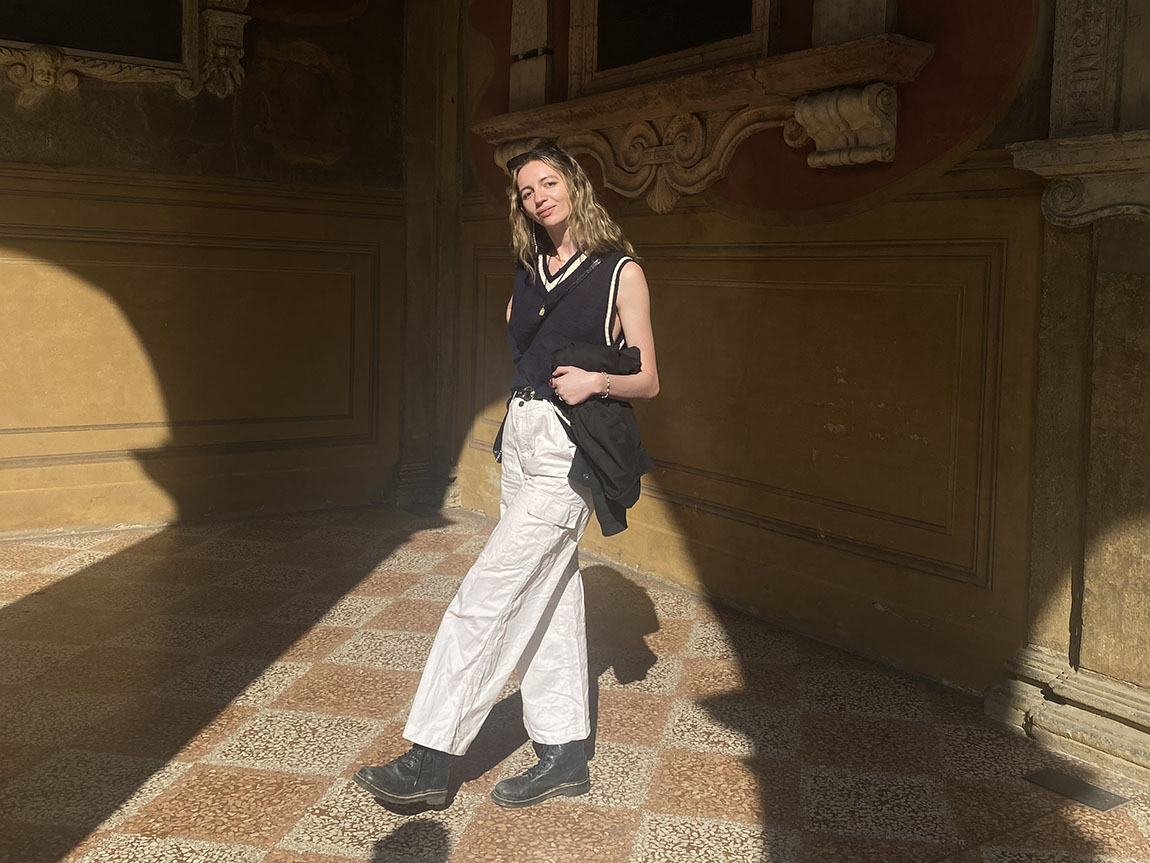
[0,165,404,529]
[467,239,1007,586]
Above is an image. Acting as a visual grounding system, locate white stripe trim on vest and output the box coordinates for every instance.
[538,252,588,293]
[605,256,632,345]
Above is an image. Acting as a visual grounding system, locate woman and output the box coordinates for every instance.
[353,143,659,809]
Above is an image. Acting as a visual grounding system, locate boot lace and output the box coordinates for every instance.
[522,747,558,780]
[396,746,424,770]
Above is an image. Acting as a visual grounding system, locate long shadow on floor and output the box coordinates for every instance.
[693,599,1126,862]
[7,513,1133,862]
[0,507,457,863]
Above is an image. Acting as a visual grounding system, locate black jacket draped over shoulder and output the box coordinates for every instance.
[552,341,653,537]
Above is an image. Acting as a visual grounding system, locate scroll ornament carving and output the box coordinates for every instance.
[482,33,931,214]
[0,43,201,98]
[496,83,902,213]
[1041,175,1150,226]
[562,108,796,214]
[1011,131,1150,227]
[500,107,791,214]
[784,82,898,168]
[0,1,249,100]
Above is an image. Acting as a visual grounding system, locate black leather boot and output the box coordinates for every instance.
[353,744,451,806]
[490,740,590,808]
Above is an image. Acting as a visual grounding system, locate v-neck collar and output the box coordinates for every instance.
[538,252,588,292]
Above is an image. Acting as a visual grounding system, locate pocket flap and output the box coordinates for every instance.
[526,490,580,528]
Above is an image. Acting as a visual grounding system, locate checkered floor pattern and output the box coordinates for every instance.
[0,505,1147,862]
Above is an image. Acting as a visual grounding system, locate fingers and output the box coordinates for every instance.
[550,367,598,405]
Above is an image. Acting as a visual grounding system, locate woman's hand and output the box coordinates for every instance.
[550,366,606,405]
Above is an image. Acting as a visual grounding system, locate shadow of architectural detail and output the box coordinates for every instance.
[2,507,1147,861]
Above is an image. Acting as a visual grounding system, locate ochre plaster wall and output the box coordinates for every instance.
[0,2,407,531]
[1024,223,1092,659]
[454,166,1043,689]
[0,165,404,530]
[1080,219,1150,689]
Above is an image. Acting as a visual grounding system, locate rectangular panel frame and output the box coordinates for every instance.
[468,239,1006,586]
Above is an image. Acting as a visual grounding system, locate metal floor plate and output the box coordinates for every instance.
[1025,767,1130,811]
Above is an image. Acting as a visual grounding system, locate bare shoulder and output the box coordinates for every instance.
[620,259,645,280]
[617,260,649,300]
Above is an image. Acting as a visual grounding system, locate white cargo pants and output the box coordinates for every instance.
[403,397,593,756]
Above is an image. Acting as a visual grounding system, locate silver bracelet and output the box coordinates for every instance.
[601,373,610,399]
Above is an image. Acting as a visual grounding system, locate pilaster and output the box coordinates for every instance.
[991,0,1150,781]
[395,0,465,512]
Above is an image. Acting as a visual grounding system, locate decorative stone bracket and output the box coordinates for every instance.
[0,0,250,101]
[473,34,931,214]
[785,82,898,168]
[1011,131,1150,226]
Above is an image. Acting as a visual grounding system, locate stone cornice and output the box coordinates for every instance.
[1010,131,1150,226]
[1011,131,1150,176]
[473,34,933,214]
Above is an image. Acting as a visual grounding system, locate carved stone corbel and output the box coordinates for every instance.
[784,82,898,168]
[1011,130,1150,227]
[0,1,250,100]
[1041,174,1150,226]
[200,1,251,98]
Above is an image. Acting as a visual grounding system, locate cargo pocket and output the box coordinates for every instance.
[526,489,581,529]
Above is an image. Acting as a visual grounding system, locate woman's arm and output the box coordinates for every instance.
[551,261,660,404]
[506,294,514,324]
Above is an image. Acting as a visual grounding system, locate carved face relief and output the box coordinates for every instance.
[27,47,58,88]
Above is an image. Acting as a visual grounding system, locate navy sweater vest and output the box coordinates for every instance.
[507,250,631,395]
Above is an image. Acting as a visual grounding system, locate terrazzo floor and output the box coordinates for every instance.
[1,505,1148,863]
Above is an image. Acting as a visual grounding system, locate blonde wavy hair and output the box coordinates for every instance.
[507,144,637,277]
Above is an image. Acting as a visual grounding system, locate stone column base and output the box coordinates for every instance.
[986,645,1150,784]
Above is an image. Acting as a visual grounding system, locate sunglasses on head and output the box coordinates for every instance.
[505,141,569,174]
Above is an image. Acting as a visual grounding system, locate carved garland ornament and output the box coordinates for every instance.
[497,84,899,214]
[561,107,790,214]
[0,1,250,100]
